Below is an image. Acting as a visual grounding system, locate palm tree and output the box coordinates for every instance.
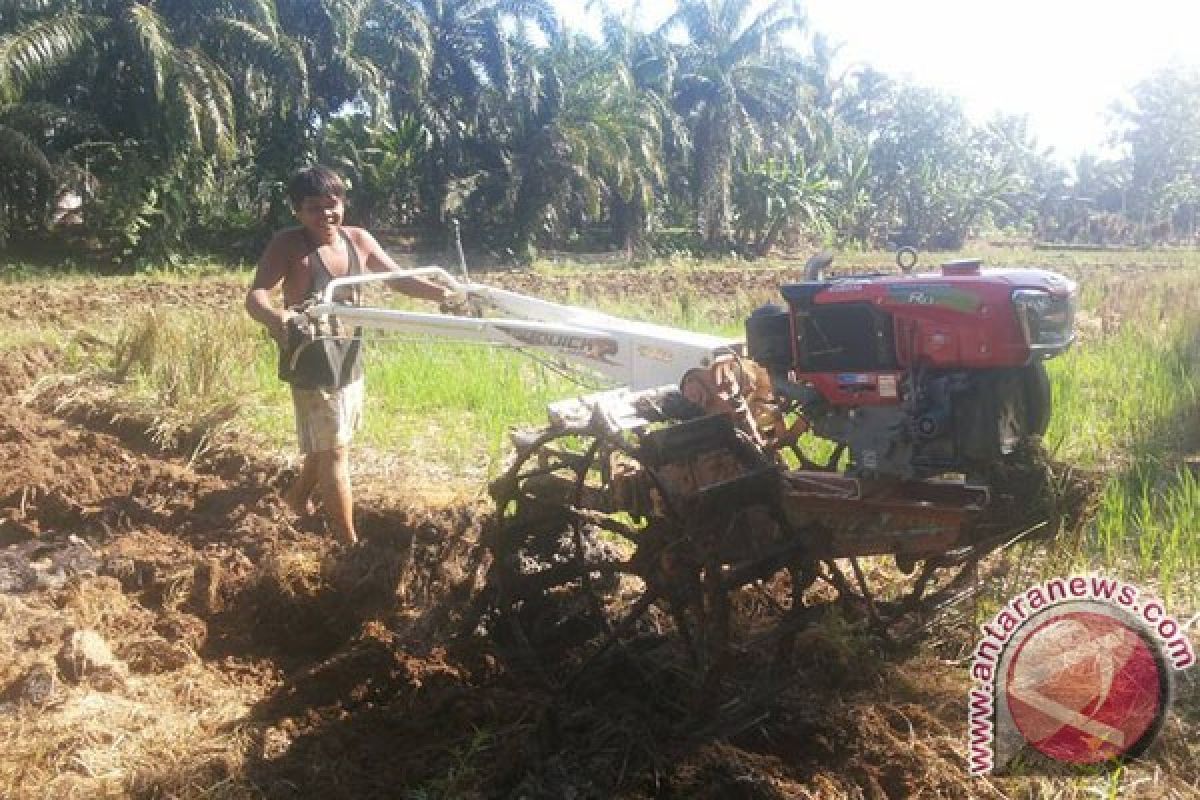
[839,64,893,137]
[595,11,687,251]
[800,32,843,114]
[374,0,559,241]
[501,27,683,255]
[204,0,398,228]
[660,0,805,248]
[0,1,238,255]
[0,1,397,256]
[1,2,236,160]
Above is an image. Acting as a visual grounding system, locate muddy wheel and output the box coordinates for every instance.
[482,422,816,695]
[483,426,661,678]
[1022,361,1052,437]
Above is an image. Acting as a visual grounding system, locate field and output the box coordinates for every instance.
[0,247,1198,799]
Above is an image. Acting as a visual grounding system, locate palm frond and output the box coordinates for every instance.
[0,99,102,145]
[659,1,716,45]
[0,120,53,173]
[495,0,558,41]
[212,17,276,59]
[281,35,310,105]
[122,3,175,101]
[364,0,433,78]
[210,17,307,106]
[173,47,236,156]
[320,0,370,50]
[724,5,804,67]
[478,10,512,93]
[0,12,105,101]
[237,0,279,37]
[333,52,388,118]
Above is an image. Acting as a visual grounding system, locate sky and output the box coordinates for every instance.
[552,0,1200,163]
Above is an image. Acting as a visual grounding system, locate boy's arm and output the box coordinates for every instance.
[245,233,294,342]
[358,229,453,303]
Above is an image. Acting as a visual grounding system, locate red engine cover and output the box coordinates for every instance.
[783,263,1076,407]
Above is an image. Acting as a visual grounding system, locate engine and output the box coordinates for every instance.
[746,259,1077,480]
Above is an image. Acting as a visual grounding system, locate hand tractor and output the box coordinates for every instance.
[301,251,1085,685]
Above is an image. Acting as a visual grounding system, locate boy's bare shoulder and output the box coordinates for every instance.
[342,226,373,245]
[268,226,309,250]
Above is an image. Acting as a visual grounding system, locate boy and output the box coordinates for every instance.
[245,166,453,544]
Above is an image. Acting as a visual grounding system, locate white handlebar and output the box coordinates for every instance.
[320,267,469,305]
[309,265,737,390]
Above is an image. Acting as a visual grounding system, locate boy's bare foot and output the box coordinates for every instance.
[281,487,315,517]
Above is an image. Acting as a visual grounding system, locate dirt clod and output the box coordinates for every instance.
[56,628,126,686]
[3,662,63,708]
[119,637,195,673]
[153,610,208,650]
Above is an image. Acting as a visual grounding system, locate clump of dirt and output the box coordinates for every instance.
[962,438,1103,554]
[0,344,59,398]
[0,344,497,797]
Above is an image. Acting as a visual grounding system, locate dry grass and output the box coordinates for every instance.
[1,680,258,799]
[0,578,262,800]
[110,311,260,411]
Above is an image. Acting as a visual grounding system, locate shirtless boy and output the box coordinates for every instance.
[245,166,453,544]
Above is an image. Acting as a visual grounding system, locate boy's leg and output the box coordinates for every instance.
[283,453,319,515]
[291,379,362,544]
[316,446,357,544]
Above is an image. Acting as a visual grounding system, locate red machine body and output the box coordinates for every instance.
[746,259,1078,479]
[780,262,1076,408]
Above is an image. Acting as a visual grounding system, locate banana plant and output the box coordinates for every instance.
[732,153,832,256]
[318,112,427,228]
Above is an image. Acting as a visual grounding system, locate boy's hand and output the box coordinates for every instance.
[272,309,298,344]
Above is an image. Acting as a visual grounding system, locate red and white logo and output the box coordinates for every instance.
[967,576,1193,776]
[1004,607,1167,765]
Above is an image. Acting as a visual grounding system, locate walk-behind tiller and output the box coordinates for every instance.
[303,252,1089,687]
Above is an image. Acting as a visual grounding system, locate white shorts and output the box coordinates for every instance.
[291,379,364,454]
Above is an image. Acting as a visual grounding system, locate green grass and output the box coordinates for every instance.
[357,340,576,471]
[1037,269,1200,605]
[0,256,247,284]
[1047,323,1197,470]
[114,313,583,476]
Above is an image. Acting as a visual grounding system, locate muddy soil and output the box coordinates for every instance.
[1,278,1197,799]
[5,280,245,330]
[0,343,982,800]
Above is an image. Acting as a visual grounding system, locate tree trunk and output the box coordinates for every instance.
[610,191,646,255]
[418,154,449,248]
[696,111,733,250]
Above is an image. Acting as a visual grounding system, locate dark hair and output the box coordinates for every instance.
[287,165,347,208]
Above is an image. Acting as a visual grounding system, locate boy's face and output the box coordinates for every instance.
[295,193,344,240]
